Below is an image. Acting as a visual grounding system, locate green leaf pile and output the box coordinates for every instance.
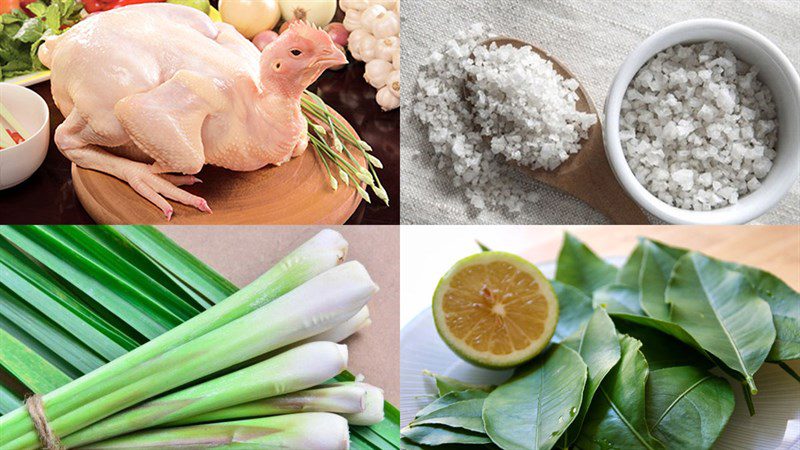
[403,233,798,450]
[0,0,82,80]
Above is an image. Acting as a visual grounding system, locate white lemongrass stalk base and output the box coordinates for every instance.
[298,305,371,346]
[341,382,385,425]
[169,382,370,426]
[81,413,350,450]
[64,342,349,447]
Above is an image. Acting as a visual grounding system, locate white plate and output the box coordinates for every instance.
[400,259,800,449]
[4,71,50,87]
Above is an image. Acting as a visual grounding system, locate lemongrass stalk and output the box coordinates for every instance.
[341,382,385,426]
[63,342,349,447]
[296,306,370,346]
[169,383,369,426]
[0,230,348,445]
[207,305,369,377]
[6,262,377,450]
[81,413,350,450]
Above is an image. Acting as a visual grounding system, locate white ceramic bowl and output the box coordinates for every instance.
[0,83,50,190]
[605,19,800,224]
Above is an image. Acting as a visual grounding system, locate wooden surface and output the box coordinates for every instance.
[73,103,364,225]
[478,38,649,224]
[518,225,800,290]
[160,225,400,404]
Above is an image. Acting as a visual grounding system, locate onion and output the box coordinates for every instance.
[219,0,281,39]
[253,30,280,51]
[278,0,337,27]
[325,23,350,47]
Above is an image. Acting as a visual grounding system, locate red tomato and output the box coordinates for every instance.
[0,0,20,15]
[6,129,24,145]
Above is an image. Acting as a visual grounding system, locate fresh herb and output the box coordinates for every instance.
[0,0,82,80]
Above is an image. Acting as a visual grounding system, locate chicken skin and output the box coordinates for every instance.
[39,4,347,219]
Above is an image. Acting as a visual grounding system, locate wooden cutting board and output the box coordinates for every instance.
[73,109,364,225]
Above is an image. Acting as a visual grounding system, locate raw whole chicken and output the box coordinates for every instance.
[39,3,347,219]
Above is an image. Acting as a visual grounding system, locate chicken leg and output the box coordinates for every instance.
[55,110,211,220]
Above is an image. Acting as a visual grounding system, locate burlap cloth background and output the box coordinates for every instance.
[400,0,800,224]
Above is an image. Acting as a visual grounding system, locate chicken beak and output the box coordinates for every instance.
[316,47,348,68]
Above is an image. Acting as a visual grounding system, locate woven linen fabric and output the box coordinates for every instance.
[400,0,800,224]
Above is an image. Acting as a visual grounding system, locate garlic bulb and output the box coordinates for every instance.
[341,0,400,111]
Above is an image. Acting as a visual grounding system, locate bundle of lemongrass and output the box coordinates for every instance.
[0,230,386,450]
[302,91,389,206]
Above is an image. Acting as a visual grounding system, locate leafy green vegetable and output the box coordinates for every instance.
[560,309,621,446]
[422,371,493,397]
[577,335,665,450]
[666,252,775,394]
[593,284,642,316]
[402,424,492,446]
[614,320,711,370]
[646,366,734,450]
[555,233,618,296]
[409,390,488,433]
[551,280,594,342]
[638,240,678,320]
[721,263,800,362]
[483,345,587,450]
[615,242,644,288]
[0,0,82,80]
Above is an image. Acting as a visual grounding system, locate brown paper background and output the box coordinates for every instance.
[159,225,399,404]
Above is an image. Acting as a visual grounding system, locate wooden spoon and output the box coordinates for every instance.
[470,38,648,224]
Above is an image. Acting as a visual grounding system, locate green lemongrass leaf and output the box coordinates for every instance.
[0,226,177,338]
[577,335,665,450]
[410,390,488,433]
[646,366,734,450]
[552,280,595,343]
[423,371,494,396]
[113,226,238,302]
[46,226,199,320]
[483,345,587,450]
[593,284,643,316]
[614,320,712,370]
[0,240,135,358]
[556,233,618,296]
[637,240,678,320]
[81,414,350,449]
[0,283,103,377]
[402,424,492,446]
[666,253,775,394]
[561,309,621,446]
[0,384,22,415]
[0,328,71,394]
[76,226,213,310]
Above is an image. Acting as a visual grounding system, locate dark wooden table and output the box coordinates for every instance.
[0,64,399,225]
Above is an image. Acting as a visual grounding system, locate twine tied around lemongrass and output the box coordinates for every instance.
[25,394,65,450]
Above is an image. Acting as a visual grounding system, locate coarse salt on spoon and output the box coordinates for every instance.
[470,38,648,224]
